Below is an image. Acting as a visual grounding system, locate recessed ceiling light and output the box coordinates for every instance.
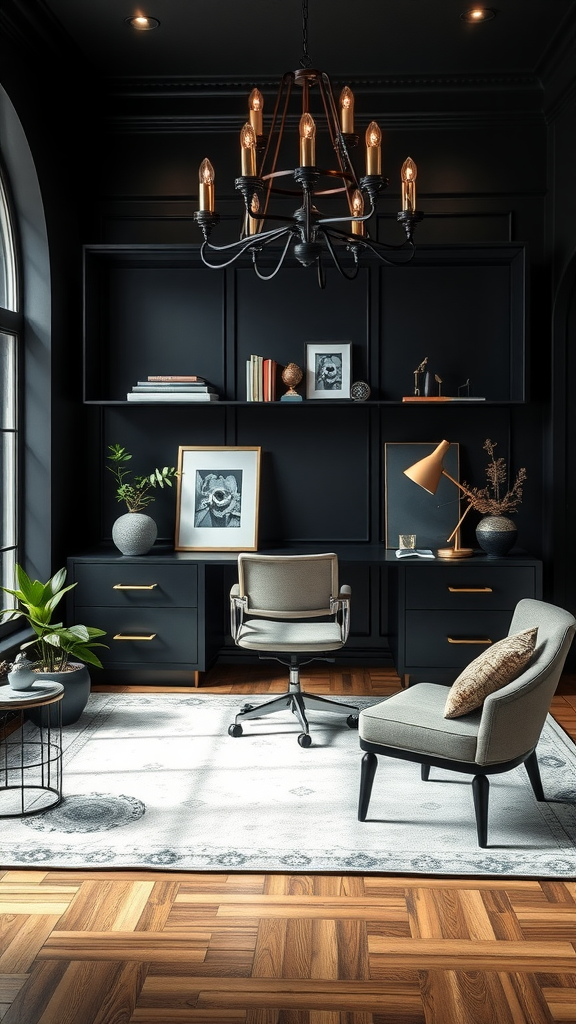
[125,15,160,31]
[461,8,496,23]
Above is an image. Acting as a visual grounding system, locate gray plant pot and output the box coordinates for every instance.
[112,512,157,556]
[26,662,91,727]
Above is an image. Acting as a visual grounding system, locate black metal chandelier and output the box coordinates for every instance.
[194,0,423,288]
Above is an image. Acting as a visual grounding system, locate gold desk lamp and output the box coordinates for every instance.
[403,439,475,559]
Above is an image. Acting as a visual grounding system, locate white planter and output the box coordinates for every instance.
[112,512,157,556]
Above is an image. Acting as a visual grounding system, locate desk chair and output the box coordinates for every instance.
[229,552,359,747]
[357,598,576,847]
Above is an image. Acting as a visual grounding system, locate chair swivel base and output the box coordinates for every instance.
[228,683,359,747]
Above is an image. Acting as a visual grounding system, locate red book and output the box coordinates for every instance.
[263,359,277,402]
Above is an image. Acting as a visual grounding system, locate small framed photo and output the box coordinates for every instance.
[175,446,261,551]
[305,342,352,399]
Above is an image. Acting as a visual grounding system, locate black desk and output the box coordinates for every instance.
[67,547,542,686]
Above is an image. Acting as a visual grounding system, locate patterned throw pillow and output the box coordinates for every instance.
[444,626,538,719]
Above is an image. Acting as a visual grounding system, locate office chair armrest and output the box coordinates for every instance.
[331,586,351,643]
[230,585,248,642]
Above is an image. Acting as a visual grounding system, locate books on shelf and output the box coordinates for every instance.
[246,355,281,402]
[126,375,219,402]
[127,391,219,402]
[146,375,205,382]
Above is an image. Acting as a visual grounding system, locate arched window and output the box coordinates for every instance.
[0,161,21,630]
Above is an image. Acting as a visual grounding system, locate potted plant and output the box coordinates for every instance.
[1,565,107,725]
[463,439,527,556]
[107,443,179,555]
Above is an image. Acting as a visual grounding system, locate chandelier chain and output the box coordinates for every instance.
[300,0,312,68]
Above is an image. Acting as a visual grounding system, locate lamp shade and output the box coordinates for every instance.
[403,439,451,494]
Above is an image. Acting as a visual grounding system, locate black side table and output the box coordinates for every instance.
[0,681,64,817]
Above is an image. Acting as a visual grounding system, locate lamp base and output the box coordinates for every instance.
[436,546,474,559]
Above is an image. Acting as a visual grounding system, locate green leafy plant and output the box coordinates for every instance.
[464,439,527,515]
[107,443,179,513]
[0,566,107,671]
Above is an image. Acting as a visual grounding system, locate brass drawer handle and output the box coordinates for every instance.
[447,587,493,593]
[113,633,157,641]
[113,583,158,590]
[447,637,492,645]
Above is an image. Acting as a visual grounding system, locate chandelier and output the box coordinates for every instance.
[193,0,423,288]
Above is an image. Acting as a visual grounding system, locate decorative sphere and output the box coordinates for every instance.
[281,363,303,391]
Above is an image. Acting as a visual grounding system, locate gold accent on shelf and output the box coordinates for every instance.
[113,583,158,590]
[447,586,493,593]
[447,637,492,645]
[113,634,157,641]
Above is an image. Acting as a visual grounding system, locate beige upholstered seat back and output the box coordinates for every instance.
[237,553,338,618]
[476,598,576,765]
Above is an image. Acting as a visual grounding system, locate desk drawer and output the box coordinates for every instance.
[405,567,535,610]
[405,610,511,668]
[77,606,198,665]
[72,563,197,608]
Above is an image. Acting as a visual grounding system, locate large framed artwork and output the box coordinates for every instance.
[305,342,352,399]
[384,441,461,550]
[175,446,261,551]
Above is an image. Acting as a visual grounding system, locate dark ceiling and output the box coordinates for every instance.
[38,0,575,81]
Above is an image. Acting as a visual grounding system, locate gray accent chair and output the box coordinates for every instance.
[229,552,358,747]
[358,598,576,846]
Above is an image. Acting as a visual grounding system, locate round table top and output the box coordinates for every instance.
[0,680,64,708]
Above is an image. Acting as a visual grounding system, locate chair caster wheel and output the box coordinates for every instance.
[228,723,243,737]
[347,715,359,729]
[298,733,312,748]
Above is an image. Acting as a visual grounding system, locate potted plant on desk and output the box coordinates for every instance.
[464,439,527,557]
[1,565,107,725]
[107,443,179,556]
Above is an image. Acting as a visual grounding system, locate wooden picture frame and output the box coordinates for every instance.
[384,441,461,550]
[175,446,261,551]
[305,342,352,399]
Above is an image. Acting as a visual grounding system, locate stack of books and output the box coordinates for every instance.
[246,356,281,402]
[127,375,219,402]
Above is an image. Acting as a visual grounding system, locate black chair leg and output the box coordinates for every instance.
[358,752,378,821]
[524,750,545,801]
[421,764,430,781]
[472,774,489,848]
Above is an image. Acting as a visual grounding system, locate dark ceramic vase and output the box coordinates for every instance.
[475,515,518,557]
[26,662,91,727]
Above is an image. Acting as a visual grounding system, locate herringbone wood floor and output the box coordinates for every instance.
[2,665,576,1024]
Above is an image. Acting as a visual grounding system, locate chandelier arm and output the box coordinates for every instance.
[252,232,294,281]
[322,230,361,281]
[319,72,359,189]
[354,234,418,265]
[199,229,290,269]
[261,74,295,219]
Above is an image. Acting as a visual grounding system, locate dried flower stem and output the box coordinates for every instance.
[463,439,526,515]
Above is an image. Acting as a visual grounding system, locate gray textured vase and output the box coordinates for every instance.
[112,512,157,556]
[26,662,91,727]
[475,514,518,557]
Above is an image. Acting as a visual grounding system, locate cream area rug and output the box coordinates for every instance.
[1,693,576,877]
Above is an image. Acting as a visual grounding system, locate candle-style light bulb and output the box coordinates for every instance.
[350,188,365,236]
[198,157,215,212]
[248,88,264,136]
[401,156,417,211]
[365,121,382,174]
[248,192,261,236]
[339,86,355,134]
[240,122,257,176]
[299,113,316,166]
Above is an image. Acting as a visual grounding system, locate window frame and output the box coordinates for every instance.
[0,156,23,640]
